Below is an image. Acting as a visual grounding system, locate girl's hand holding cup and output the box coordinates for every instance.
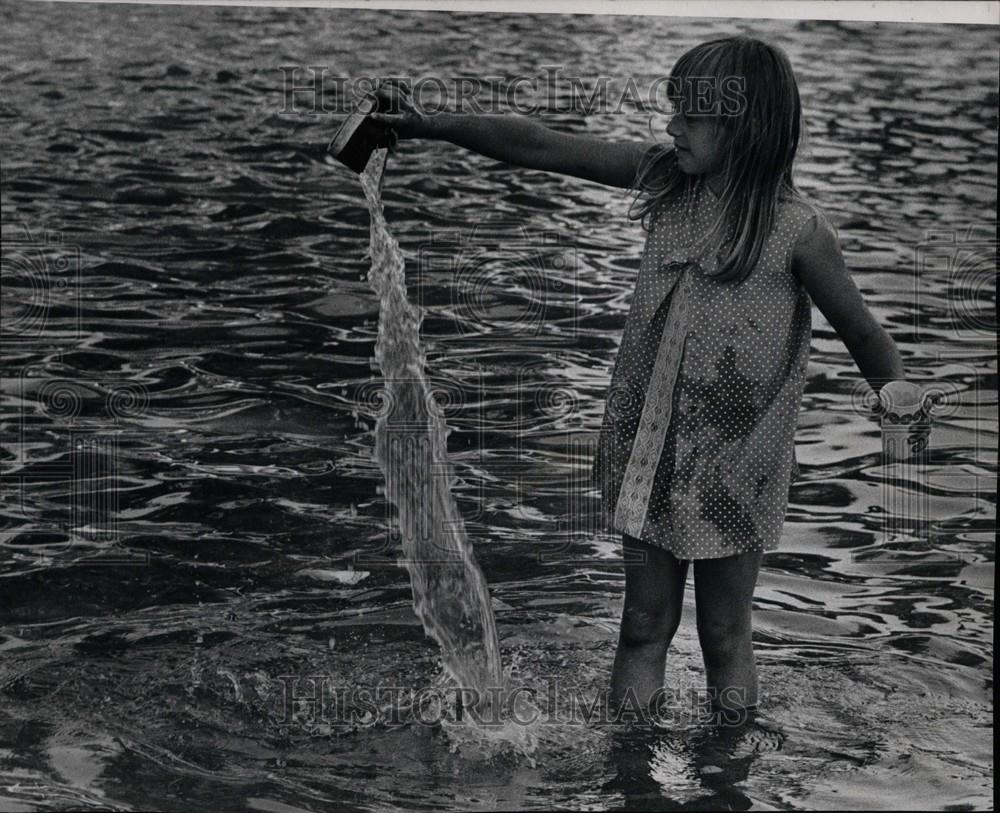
[875,379,939,463]
[370,79,428,144]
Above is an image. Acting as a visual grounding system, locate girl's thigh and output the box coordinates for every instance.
[621,533,690,618]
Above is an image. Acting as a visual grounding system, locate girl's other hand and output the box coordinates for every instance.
[370,80,428,141]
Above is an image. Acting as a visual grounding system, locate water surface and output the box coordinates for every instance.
[0,3,995,810]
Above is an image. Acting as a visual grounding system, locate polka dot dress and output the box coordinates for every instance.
[592,181,821,560]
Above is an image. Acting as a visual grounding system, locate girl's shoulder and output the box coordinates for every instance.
[778,191,846,278]
[776,188,836,243]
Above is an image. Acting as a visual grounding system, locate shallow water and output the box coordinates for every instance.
[1,2,996,810]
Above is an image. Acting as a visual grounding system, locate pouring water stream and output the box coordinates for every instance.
[352,150,540,757]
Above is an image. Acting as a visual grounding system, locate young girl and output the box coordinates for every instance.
[370,35,934,726]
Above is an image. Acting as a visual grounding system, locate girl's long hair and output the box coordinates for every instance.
[628,36,803,285]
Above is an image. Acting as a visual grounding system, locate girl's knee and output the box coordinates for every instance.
[620,604,681,647]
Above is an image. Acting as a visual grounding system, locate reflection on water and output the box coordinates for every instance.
[1,2,995,810]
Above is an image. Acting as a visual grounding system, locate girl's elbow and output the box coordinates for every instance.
[844,323,893,362]
[848,323,888,347]
[842,310,892,349]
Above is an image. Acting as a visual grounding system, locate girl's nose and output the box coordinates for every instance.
[666,114,683,138]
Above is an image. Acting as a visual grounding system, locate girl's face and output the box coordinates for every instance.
[666,110,726,179]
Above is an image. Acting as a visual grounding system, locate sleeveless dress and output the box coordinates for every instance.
[591,181,821,560]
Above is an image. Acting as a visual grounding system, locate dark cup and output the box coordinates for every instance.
[327,93,392,173]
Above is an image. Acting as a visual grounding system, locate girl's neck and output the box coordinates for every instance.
[704,172,726,198]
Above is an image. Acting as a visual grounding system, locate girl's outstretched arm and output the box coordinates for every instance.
[791,214,907,397]
[369,82,652,189]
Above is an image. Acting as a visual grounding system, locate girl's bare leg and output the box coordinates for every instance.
[609,533,689,713]
[693,550,763,718]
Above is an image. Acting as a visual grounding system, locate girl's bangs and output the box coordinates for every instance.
[668,43,734,115]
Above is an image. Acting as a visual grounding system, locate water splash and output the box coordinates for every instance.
[356,149,528,731]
